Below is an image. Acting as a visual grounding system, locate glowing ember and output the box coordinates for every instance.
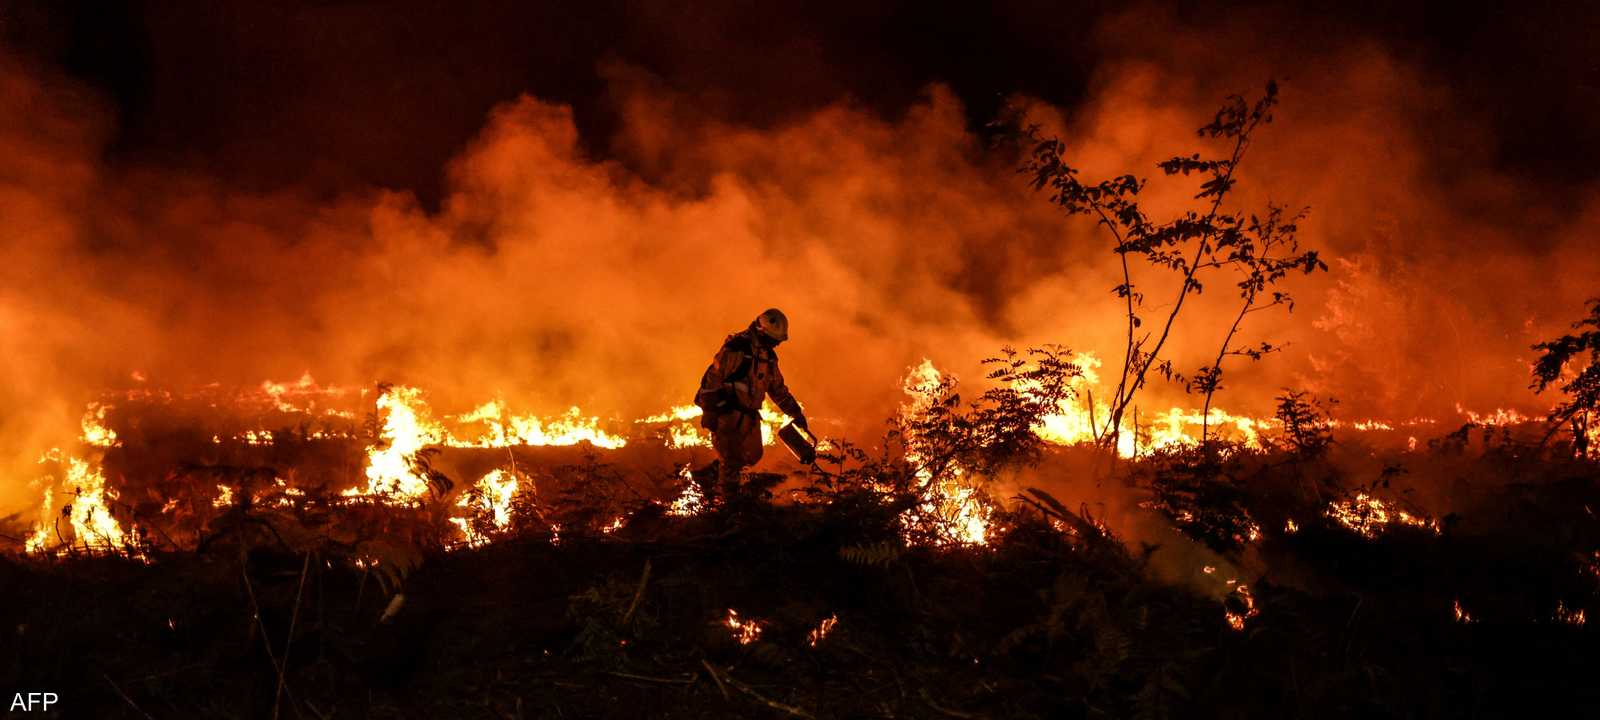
[213,485,234,509]
[807,614,838,647]
[1284,519,1299,534]
[1454,599,1475,624]
[1325,492,1440,538]
[725,609,764,645]
[1555,602,1586,626]
[1225,585,1259,631]
[241,429,274,445]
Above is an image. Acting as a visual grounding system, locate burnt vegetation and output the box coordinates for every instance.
[3,91,1600,720]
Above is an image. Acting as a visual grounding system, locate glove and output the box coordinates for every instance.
[792,413,809,430]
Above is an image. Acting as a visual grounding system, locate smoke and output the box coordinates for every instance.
[2,6,1598,513]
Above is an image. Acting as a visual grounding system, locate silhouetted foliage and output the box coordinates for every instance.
[1016,82,1326,450]
[1532,298,1600,457]
[1272,389,1336,459]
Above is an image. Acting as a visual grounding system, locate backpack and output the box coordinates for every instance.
[695,334,759,418]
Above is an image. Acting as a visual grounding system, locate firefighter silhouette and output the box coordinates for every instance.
[694,308,807,493]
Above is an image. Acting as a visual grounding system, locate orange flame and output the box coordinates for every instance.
[807,614,838,647]
[1326,492,1440,539]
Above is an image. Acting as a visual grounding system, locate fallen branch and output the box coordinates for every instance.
[621,559,651,625]
[701,660,815,719]
[603,670,694,685]
[102,672,156,720]
[921,688,982,719]
[699,658,730,701]
[240,552,303,717]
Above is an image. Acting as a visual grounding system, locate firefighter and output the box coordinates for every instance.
[694,308,807,493]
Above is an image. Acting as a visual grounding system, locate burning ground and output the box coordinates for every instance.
[4,3,1600,717]
[2,355,1599,718]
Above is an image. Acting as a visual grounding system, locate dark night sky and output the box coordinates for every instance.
[4,0,1598,207]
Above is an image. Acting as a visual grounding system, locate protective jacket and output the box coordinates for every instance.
[695,327,803,428]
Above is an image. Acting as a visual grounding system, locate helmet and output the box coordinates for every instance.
[754,308,789,343]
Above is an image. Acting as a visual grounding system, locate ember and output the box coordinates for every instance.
[808,614,839,647]
[725,609,764,645]
[665,465,706,517]
[1225,585,1259,632]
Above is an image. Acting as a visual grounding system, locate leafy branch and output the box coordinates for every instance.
[1019,81,1325,450]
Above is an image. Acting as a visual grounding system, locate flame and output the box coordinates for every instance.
[259,372,342,413]
[25,452,134,555]
[270,477,305,507]
[912,475,992,546]
[450,468,521,548]
[447,399,627,449]
[1454,599,1475,624]
[1456,404,1534,426]
[666,464,706,517]
[807,614,838,647]
[1028,352,1272,457]
[80,403,119,447]
[1030,352,1105,446]
[725,609,764,645]
[21,364,1546,561]
[213,484,234,509]
[1325,492,1440,538]
[638,405,712,448]
[241,429,274,445]
[23,485,54,552]
[634,403,787,449]
[345,385,444,500]
[898,360,993,546]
